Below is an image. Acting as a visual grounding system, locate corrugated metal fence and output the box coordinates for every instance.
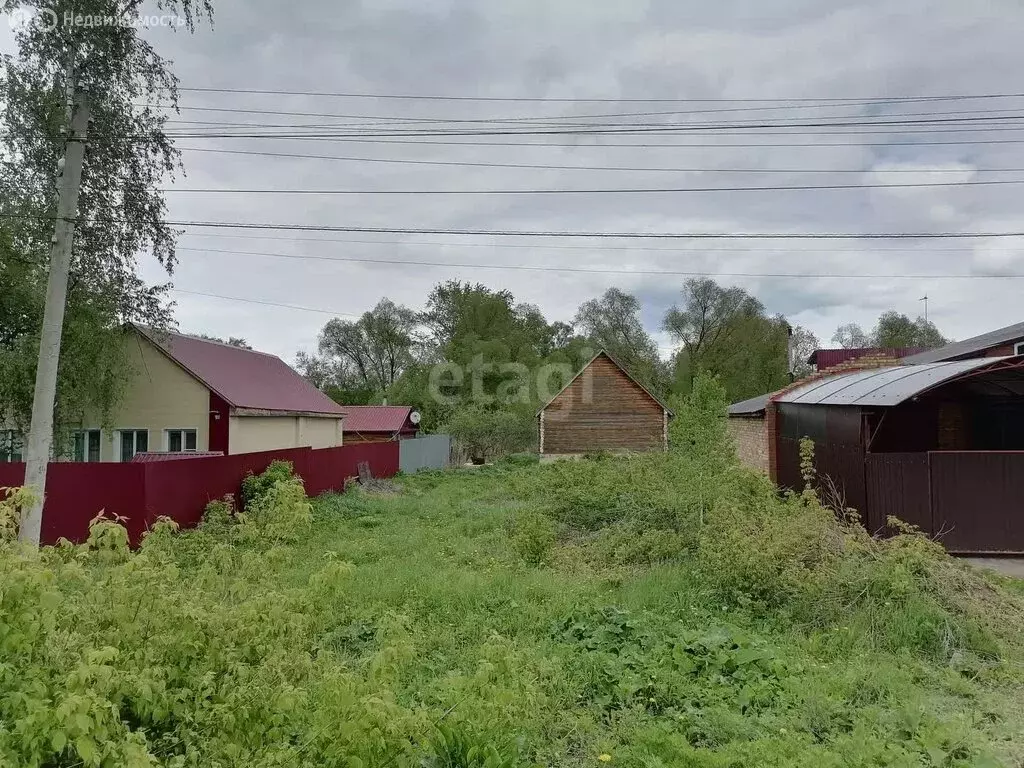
[399,434,452,473]
[865,450,1024,554]
[0,442,399,546]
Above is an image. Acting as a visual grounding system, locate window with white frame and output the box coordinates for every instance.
[1014,341,1024,356]
[165,428,197,452]
[73,429,102,462]
[118,429,148,462]
[0,430,23,463]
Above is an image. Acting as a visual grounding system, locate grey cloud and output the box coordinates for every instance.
[7,0,1024,360]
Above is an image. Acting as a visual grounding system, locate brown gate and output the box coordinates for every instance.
[865,453,931,535]
[929,452,1024,554]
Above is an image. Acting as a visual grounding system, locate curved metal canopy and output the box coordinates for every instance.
[776,357,1024,407]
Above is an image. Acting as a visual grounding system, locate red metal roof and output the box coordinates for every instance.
[131,451,224,462]
[809,347,924,370]
[341,406,414,433]
[134,325,345,416]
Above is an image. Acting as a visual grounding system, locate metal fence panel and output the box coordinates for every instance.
[399,434,452,473]
[930,451,1024,554]
[865,453,931,535]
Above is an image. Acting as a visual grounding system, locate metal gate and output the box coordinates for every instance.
[399,434,451,473]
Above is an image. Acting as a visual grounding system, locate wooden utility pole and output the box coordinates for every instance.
[19,73,91,545]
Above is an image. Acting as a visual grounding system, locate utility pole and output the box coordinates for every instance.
[920,295,929,322]
[19,64,90,545]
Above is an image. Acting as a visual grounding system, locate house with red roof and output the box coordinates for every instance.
[48,324,346,462]
[341,405,421,443]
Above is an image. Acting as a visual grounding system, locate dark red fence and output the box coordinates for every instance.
[0,442,398,545]
[929,452,1024,554]
[865,453,931,535]
[863,450,1024,554]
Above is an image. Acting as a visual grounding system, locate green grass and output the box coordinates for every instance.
[3,452,1024,767]
[271,461,1024,767]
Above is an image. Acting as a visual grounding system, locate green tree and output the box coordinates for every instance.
[664,278,791,400]
[831,313,948,350]
[0,0,212,433]
[411,281,574,410]
[872,311,948,348]
[831,323,871,349]
[573,288,664,391]
[316,299,418,394]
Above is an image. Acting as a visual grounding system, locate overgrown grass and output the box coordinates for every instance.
[2,394,1024,766]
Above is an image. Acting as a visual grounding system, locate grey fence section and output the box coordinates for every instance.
[399,434,452,473]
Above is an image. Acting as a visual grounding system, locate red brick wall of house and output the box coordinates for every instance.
[728,416,769,472]
[984,343,1018,357]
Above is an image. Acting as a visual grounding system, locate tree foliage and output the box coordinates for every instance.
[308,298,418,401]
[831,313,948,350]
[573,288,663,390]
[0,0,212,432]
[664,279,794,400]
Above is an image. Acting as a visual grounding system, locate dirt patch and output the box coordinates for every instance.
[963,558,1024,579]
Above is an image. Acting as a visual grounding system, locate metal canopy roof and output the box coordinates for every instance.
[728,392,773,415]
[901,321,1024,365]
[776,358,1021,407]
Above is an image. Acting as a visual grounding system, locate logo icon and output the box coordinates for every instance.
[7,7,58,32]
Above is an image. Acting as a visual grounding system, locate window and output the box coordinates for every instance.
[73,429,102,462]
[1015,341,1024,356]
[118,429,148,462]
[0,430,23,463]
[165,428,197,452]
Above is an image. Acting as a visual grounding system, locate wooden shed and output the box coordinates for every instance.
[537,351,672,457]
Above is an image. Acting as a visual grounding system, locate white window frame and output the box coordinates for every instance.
[1014,341,1024,356]
[165,428,198,453]
[116,429,149,462]
[73,429,102,462]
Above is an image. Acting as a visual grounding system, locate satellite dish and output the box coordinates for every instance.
[409,410,422,425]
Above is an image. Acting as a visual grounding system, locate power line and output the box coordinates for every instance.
[147,126,1024,143]
[158,105,1024,129]
[169,135,1024,149]
[177,146,1021,175]
[178,245,1023,280]
[157,178,1024,194]
[7,212,1024,239]
[24,112,1024,144]
[170,288,360,316]
[176,231,1001,253]
[151,113,1024,135]
[168,87,1024,104]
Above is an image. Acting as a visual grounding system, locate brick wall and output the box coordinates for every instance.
[728,416,768,472]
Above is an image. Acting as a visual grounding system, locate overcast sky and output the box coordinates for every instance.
[6,0,1024,362]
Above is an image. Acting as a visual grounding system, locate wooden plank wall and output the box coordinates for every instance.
[542,355,665,454]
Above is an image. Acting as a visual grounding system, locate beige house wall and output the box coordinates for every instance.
[228,414,343,455]
[76,332,210,461]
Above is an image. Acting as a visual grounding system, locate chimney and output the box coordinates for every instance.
[785,323,795,381]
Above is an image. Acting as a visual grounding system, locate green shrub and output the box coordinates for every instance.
[424,724,519,768]
[241,459,295,509]
[0,486,34,542]
[507,510,557,565]
[200,494,237,531]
